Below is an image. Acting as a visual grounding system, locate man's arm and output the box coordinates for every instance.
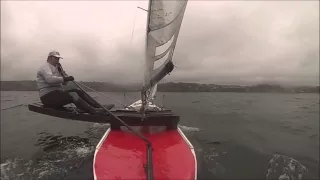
[39,65,64,84]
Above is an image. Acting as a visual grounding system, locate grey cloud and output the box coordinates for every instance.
[1,1,319,86]
[168,1,319,86]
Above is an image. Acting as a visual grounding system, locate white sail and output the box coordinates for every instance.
[142,0,188,109]
[128,0,188,111]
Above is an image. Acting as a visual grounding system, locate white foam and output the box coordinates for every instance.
[266,154,308,180]
[178,125,201,132]
[38,170,50,179]
[1,158,21,180]
[92,123,110,128]
[75,146,94,157]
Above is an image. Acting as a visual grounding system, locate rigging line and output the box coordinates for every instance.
[137,6,148,12]
[73,81,153,142]
[130,7,139,44]
[57,64,155,180]
[1,104,25,111]
[71,80,154,178]
[59,69,151,142]
[76,82,140,112]
[56,63,137,111]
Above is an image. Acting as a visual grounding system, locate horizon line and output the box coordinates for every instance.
[0,80,318,87]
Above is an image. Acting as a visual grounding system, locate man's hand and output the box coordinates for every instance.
[63,76,74,82]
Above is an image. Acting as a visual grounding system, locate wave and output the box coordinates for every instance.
[1,133,95,180]
[266,154,308,180]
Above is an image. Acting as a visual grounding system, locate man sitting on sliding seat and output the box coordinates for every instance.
[36,50,108,115]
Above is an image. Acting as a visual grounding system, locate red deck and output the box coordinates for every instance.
[93,128,196,180]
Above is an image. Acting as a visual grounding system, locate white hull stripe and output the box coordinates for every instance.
[93,128,111,180]
[177,127,198,180]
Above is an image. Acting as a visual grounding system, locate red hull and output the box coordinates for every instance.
[93,128,197,180]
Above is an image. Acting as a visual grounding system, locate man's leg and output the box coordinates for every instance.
[65,89,100,108]
[41,90,107,115]
[41,90,73,108]
[68,92,108,115]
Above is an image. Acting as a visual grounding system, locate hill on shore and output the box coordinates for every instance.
[1,81,319,93]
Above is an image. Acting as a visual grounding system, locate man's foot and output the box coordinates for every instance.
[92,108,109,116]
[102,104,115,110]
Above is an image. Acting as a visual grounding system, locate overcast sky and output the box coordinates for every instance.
[1,1,319,86]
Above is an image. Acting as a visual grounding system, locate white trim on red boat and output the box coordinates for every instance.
[93,127,111,180]
[177,127,198,180]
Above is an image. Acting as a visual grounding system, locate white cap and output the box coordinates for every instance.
[48,50,63,59]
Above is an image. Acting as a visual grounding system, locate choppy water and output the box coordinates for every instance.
[1,91,319,180]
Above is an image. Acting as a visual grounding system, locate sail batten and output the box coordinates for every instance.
[155,34,175,57]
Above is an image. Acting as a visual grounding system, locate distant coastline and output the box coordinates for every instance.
[0,81,319,93]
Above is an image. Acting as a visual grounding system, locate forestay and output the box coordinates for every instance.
[140,0,188,110]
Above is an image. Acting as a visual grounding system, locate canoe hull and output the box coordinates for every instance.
[93,127,197,180]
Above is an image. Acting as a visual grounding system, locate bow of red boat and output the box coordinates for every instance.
[93,127,197,180]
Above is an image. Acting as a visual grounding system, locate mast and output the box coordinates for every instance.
[141,0,153,114]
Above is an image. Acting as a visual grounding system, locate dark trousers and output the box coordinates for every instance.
[40,89,99,108]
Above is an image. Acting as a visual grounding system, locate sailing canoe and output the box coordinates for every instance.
[93,126,197,180]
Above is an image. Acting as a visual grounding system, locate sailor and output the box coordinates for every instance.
[36,50,108,115]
